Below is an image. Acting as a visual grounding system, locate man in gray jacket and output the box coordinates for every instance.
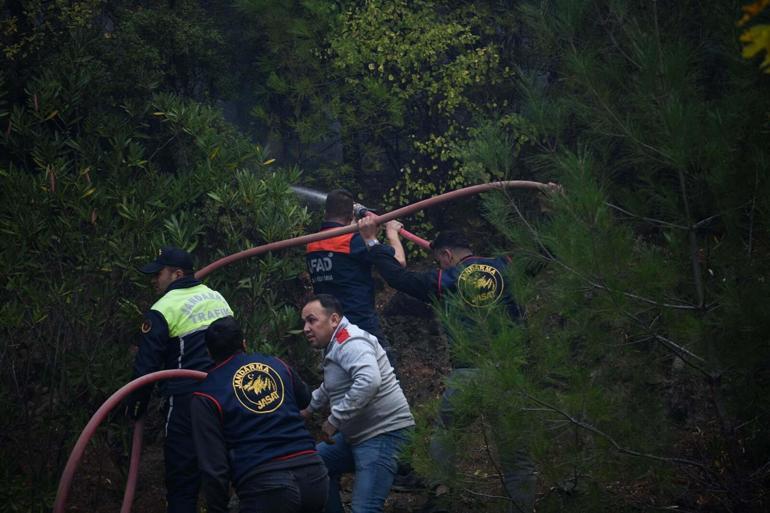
[300,294,414,513]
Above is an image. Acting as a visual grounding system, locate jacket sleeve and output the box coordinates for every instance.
[132,310,170,378]
[283,360,312,410]
[191,394,231,513]
[327,338,381,428]
[309,383,329,412]
[128,309,169,405]
[368,244,439,303]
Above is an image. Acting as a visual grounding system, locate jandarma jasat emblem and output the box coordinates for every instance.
[232,362,284,414]
[457,263,504,307]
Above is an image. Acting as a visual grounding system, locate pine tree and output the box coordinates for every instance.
[418,1,770,511]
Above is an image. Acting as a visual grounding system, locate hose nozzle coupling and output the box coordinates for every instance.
[353,202,376,220]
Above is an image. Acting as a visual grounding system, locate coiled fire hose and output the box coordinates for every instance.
[53,180,550,512]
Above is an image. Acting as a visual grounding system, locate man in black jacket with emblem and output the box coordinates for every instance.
[358,217,535,513]
[191,316,328,513]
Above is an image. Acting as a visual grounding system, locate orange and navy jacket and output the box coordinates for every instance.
[191,352,317,486]
[306,221,395,341]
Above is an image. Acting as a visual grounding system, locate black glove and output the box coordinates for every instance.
[124,392,149,420]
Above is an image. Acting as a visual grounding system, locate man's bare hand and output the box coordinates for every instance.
[384,220,403,235]
[299,408,312,420]
[321,420,337,444]
[542,181,564,196]
[357,216,380,242]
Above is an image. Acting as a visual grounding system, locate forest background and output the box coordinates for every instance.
[1,1,769,512]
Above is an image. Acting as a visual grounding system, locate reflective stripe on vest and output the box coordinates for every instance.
[151,284,233,337]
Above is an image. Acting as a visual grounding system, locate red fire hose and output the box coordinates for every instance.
[197,180,548,279]
[54,179,550,512]
[53,370,207,513]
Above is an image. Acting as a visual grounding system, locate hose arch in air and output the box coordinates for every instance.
[196,180,549,279]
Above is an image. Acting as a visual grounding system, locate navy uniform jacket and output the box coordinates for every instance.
[132,276,234,398]
[367,245,521,364]
[191,352,319,512]
[306,221,395,343]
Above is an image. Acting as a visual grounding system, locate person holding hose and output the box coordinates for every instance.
[305,189,404,366]
[300,294,415,513]
[357,218,536,513]
[191,316,328,513]
[125,246,234,513]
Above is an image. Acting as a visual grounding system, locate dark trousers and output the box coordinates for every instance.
[429,369,536,513]
[163,393,200,513]
[238,462,329,513]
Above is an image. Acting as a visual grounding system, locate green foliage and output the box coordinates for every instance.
[2,0,769,511]
[411,1,770,511]
[0,6,310,511]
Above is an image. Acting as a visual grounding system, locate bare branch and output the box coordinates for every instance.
[605,202,688,230]
[654,335,705,363]
[461,488,512,501]
[523,393,713,474]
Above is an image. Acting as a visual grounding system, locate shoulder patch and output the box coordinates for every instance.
[141,319,152,334]
[335,328,350,344]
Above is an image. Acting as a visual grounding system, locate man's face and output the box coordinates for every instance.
[301,300,340,349]
[152,266,181,294]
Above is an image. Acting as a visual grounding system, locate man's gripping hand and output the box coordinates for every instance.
[124,393,149,420]
[357,216,380,243]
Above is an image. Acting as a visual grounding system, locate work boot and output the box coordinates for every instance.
[420,484,451,513]
[391,461,426,491]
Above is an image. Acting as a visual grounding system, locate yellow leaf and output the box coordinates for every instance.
[81,187,96,198]
[45,110,58,120]
[738,0,770,26]
[263,158,276,165]
[740,24,770,72]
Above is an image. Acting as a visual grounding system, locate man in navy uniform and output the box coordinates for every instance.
[191,316,328,513]
[358,218,535,513]
[126,246,234,513]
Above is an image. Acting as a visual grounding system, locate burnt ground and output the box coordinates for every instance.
[66,283,513,513]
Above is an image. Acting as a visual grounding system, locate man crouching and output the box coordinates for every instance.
[191,316,328,513]
[300,294,415,513]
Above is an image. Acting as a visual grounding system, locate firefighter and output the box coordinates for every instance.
[305,189,403,365]
[125,246,234,513]
[358,219,535,513]
[191,316,328,513]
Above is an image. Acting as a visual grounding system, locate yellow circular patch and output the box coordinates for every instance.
[457,263,505,307]
[232,362,285,414]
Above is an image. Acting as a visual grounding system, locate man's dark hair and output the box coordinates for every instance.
[306,293,344,317]
[325,189,354,221]
[430,230,472,252]
[205,316,244,362]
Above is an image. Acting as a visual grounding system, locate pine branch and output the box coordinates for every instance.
[507,196,700,310]
[523,393,714,475]
[605,202,688,230]
[620,310,712,377]
[479,414,513,507]
[676,168,705,309]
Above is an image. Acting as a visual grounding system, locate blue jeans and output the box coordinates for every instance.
[317,428,411,513]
